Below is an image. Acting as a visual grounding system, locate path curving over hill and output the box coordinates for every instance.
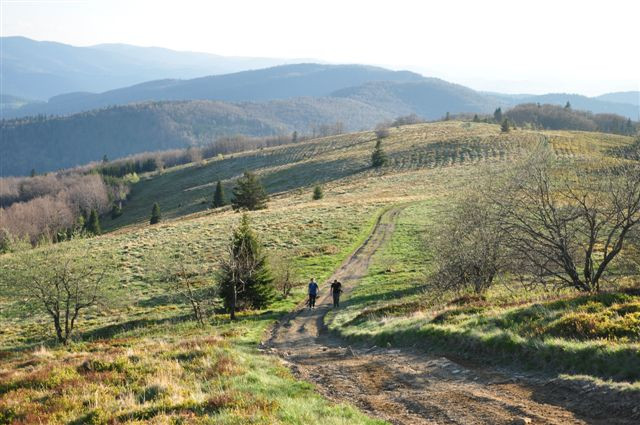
[266,207,637,425]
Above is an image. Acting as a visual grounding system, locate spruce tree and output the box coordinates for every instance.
[473,114,480,123]
[86,209,101,235]
[111,203,122,219]
[493,107,503,123]
[232,171,268,211]
[501,118,510,133]
[312,185,324,200]
[219,214,274,319]
[213,180,226,208]
[150,202,161,224]
[371,139,388,168]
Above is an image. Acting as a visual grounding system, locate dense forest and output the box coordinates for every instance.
[505,103,637,134]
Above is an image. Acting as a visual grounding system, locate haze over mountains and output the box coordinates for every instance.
[1,36,638,176]
[2,37,638,119]
[0,36,315,100]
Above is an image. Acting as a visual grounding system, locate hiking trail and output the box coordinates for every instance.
[266,207,638,425]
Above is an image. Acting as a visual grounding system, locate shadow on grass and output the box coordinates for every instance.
[80,313,194,341]
[351,324,640,383]
[343,285,426,311]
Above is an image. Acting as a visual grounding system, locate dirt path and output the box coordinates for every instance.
[266,207,638,425]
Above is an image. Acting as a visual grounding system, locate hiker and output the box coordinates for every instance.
[308,278,319,309]
[330,279,343,308]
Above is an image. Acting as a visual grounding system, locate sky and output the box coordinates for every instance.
[2,0,639,96]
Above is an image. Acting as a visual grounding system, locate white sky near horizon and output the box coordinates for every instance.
[1,0,639,96]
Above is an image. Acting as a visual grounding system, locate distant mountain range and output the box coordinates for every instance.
[1,37,638,177]
[2,37,638,120]
[3,63,425,118]
[0,36,315,100]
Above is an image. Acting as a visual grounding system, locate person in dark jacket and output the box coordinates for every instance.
[330,279,343,308]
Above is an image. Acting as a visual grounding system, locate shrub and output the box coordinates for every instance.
[312,185,324,200]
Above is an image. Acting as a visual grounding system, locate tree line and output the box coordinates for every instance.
[0,174,120,250]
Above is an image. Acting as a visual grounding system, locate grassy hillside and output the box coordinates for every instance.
[1,122,637,424]
[106,122,551,231]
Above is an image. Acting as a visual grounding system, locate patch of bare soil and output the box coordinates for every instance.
[266,207,639,425]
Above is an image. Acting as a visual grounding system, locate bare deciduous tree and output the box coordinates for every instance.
[269,254,299,298]
[433,191,508,294]
[164,260,217,325]
[491,147,640,292]
[4,251,106,344]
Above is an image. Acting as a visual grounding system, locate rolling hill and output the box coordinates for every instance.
[4,63,425,118]
[0,36,312,100]
[487,92,639,119]
[1,121,638,424]
[0,98,392,176]
[596,91,640,108]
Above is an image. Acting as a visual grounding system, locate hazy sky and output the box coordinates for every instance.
[2,0,639,96]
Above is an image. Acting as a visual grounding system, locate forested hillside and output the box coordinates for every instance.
[505,103,637,134]
[0,98,390,176]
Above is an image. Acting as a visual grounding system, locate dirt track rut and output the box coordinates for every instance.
[266,207,638,425]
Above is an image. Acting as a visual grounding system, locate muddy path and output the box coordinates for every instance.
[266,207,638,425]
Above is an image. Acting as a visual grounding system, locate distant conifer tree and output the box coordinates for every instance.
[292,131,298,143]
[213,180,226,208]
[493,107,503,123]
[30,169,36,177]
[232,171,268,210]
[445,112,450,121]
[371,139,388,168]
[565,101,571,109]
[219,214,274,319]
[312,185,324,200]
[501,119,511,133]
[473,114,480,122]
[86,209,101,235]
[102,154,109,163]
[150,202,161,224]
[111,203,123,219]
